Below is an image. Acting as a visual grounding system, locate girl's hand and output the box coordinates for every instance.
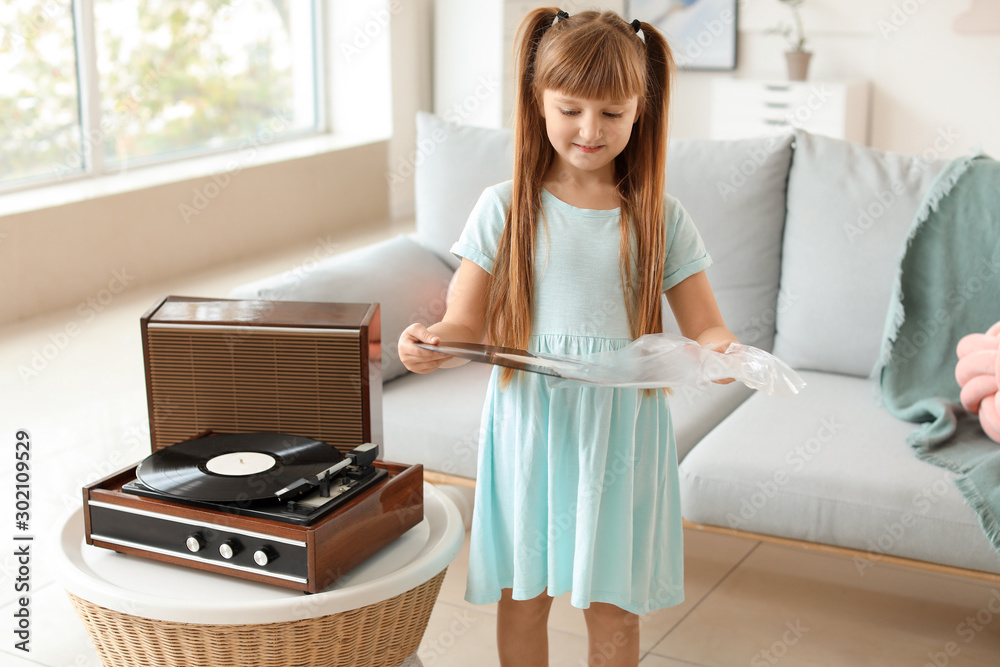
[398,259,489,374]
[398,323,452,374]
[703,336,739,385]
[665,272,739,385]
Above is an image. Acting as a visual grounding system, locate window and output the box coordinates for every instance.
[0,0,322,192]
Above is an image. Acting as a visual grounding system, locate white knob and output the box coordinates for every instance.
[185,534,205,553]
[219,540,239,559]
[253,548,275,566]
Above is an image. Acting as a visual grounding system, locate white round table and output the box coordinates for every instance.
[53,482,464,667]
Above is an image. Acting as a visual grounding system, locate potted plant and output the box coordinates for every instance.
[771,0,812,81]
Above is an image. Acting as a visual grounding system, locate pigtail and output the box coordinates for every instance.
[487,7,560,388]
[616,20,674,341]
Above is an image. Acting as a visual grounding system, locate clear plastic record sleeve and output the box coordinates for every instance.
[417,335,805,397]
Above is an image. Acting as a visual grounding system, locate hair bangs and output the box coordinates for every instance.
[535,18,645,104]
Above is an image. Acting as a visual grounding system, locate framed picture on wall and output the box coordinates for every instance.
[628,0,738,71]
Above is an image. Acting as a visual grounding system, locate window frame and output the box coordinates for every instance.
[1,0,327,195]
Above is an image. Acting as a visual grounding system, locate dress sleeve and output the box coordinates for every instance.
[450,185,510,275]
[662,195,713,291]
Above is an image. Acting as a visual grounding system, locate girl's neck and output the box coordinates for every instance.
[542,162,619,211]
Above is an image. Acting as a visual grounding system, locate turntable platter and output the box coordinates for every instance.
[135,432,342,502]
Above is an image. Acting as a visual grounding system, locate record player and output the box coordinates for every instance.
[83,297,423,593]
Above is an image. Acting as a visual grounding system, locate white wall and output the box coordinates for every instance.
[0,143,390,325]
[671,0,1000,158]
[427,0,999,160]
[388,0,434,219]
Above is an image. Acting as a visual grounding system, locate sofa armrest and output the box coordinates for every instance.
[229,233,454,382]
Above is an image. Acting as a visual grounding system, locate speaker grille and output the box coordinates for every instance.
[146,325,365,453]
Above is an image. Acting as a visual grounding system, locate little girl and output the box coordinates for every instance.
[399,8,737,667]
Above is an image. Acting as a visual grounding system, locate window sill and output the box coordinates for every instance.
[0,131,387,219]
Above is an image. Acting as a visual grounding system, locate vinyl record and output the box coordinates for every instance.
[135,432,343,502]
[414,341,583,378]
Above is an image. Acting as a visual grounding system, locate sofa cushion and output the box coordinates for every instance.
[382,361,493,478]
[670,381,755,461]
[679,370,1000,574]
[662,134,793,352]
[772,131,949,376]
[413,111,514,269]
[228,234,453,382]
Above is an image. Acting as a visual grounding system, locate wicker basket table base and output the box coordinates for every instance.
[55,484,463,667]
[67,570,445,667]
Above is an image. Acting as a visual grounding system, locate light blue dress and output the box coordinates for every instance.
[451,181,712,615]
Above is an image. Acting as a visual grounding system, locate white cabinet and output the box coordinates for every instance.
[709,79,871,145]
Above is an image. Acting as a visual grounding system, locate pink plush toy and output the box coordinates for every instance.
[956,321,1000,443]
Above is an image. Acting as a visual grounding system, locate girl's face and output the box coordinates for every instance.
[540,89,640,181]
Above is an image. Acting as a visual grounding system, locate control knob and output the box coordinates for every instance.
[219,539,241,560]
[185,533,206,553]
[253,546,278,567]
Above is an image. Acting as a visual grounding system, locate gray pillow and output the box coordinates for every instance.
[663,134,793,351]
[413,111,514,269]
[228,234,453,382]
[772,131,949,376]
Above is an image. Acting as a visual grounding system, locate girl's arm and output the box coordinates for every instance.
[398,258,490,374]
[664,270,739,383]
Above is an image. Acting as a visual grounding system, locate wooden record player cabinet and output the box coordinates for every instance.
[84,461,423,593]
[82,296,425,593]
[140,295,382,455]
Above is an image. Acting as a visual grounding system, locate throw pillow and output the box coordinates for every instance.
[413,111,514,269]
[662,134,793,352]
[772,131,950,376]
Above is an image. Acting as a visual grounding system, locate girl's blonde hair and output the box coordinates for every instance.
[487,8,675,387]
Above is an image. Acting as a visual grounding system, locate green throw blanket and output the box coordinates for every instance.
[876,154,1000,552]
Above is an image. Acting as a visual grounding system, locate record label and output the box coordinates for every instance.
[136,432,343,502]
[204,451,277,476]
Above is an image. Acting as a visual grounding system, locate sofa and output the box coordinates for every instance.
[230,111,1000,579]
